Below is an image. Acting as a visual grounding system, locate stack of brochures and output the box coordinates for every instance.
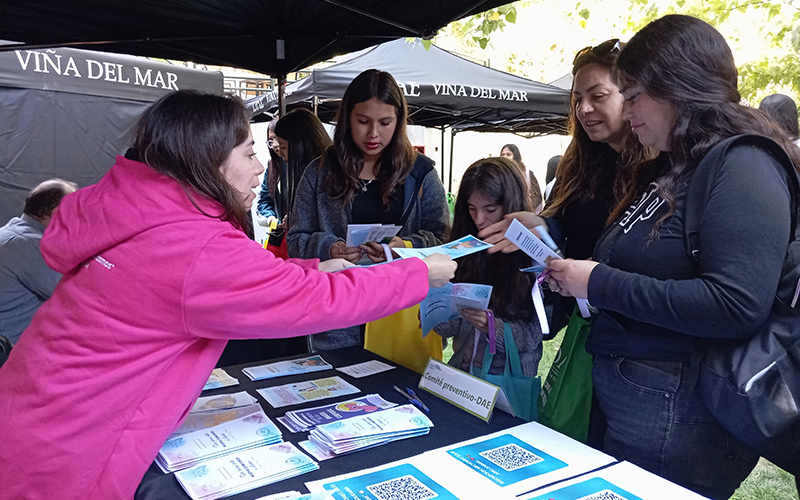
[202,368,239,391]
[174,442,319,500]
[242,355,333,381]
[155,407,284,473]
[304,404,433,459]
[277,394,398,433]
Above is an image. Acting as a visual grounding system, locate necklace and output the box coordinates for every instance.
[359,178,375,192]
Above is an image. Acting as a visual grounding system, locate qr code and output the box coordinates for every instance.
[479,443,543,471]
[577,489,629,500]
[366,475,437,500]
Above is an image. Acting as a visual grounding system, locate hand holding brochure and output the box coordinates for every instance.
[346,224,401,247]
[420,283,493,336]
[242,355,333,381]
[392,235,492,260]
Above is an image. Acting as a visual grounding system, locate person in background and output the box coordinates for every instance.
[546,15,799,498]
[434,157,542,378]
[544,154,560,203]
[255,115,284,228]
[0,178,77,344]
[0,90,456,499]
[273,108,333,226]
[288,69,450,351]
[500,143,543,212]
[759,93,799,144]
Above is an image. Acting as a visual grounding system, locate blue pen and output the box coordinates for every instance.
[406,387,430,412]
[394,385,426,412]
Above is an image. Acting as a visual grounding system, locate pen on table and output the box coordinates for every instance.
[406,387,430,412]
[393,385,429,412]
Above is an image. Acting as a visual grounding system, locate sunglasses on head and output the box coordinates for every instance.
[573,38,621,65]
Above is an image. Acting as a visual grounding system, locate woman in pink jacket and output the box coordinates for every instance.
[0,90,455,500]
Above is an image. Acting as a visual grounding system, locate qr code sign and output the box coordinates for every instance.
[479,443,543,471]
[577,489,630,500]
[366,475,438,500]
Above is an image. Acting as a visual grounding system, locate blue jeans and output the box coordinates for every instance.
[593,355,758,500]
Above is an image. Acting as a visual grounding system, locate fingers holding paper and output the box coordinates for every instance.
[478,212,546,254]
[422,253,457,288]
[546,259,598,300]
[460,308,490,333]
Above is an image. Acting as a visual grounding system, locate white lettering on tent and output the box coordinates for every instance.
[117,64,130,84]
[134,67,153,86]
[511,90,520,101]
[470,86,480,98]
[456,85,467,97]
[167,72,178,90]
[519,90,528,101]
[498,89,511,100]
[153,71,166,89]
[14,51,33,71]
[396,81,419,97]
[41,52,62,75]
[103,62,117,82]
[433,84,442,95]
[86,59,103,79]
[63,57,81,77]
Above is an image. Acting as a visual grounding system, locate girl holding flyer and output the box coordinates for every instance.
[434,157,543,379]
[287,69,450,350]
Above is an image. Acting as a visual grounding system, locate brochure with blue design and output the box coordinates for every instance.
[447,433,567,486]
[175,442,318,500]
[242,355,333,381]
[527,477,642,500]
[419,282,493,336]
[257,376,360,409]
[156,407,283,472]
[277,394,397,433]
[392,234,492,260]
[202,368,239,391]
[319,463,459,500]
[173,403,263,438]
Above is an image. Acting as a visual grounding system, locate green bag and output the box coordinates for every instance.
[473,322,541,422]
[537,307,593,443]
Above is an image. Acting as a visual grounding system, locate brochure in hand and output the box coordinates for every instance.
[345,224,402,247]
[242,355,333,381]
[156,407,283,473]
[174,442,319,500]
[257,376,360,409]
[420,283,493,336]
[304,404,433,459]
[276,394,398,433]
[202,368,239,391]
[392,235,492,260]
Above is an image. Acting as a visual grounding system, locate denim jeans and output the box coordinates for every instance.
[593,354,759,500]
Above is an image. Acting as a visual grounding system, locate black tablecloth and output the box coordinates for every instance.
[135,347,526,500]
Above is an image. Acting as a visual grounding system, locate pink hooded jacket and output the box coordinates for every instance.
[0,156,429,499]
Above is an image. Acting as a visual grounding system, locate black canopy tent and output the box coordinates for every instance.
[245,38,570,190]
[0,44,223,225]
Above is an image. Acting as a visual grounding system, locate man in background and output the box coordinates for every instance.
[0,179,78,344]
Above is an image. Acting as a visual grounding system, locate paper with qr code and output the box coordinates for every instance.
[447,434,567,487]
[524,461,709,500]
[316,463,459,500]
[256,376,360,408]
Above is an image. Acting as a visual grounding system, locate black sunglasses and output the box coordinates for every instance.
[573,38,621,65]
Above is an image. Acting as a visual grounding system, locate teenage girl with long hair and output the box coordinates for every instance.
[434,157,542,378]
[288,69,450,350]
[547,15,800,498]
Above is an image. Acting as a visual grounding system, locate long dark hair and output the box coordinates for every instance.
[610,15,800,224]
[543,39,652,221]
[266,116,283,209]
[325,69,416,208]
[451,157,534,321]
[275,108,333,215]
[501,144,522,164]
[132,90,251,231]
[759,94,799,141]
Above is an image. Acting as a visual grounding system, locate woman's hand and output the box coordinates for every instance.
[359,237,406,262]
[546,259,599,299]
[460,308,490,333]
[422,253,457,288]
[318,259,356,273]
[478,212,547,254]
[330,241,362,263]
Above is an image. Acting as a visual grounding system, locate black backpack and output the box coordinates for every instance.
[684,134,800,474]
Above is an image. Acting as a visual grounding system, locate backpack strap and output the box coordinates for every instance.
[684,134,799,263]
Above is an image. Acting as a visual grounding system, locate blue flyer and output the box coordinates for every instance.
[323,463,459,500]
[526,477,644,500]
[447,434,567,486]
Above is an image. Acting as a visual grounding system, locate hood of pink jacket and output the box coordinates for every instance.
[42,156,228,273]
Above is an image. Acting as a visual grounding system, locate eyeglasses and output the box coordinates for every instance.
[573,38,621,65]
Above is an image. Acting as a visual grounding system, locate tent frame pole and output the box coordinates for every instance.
[448,128,456,193]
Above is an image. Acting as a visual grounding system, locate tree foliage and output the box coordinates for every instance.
[618,0,800,102]
[438,3,518,50]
